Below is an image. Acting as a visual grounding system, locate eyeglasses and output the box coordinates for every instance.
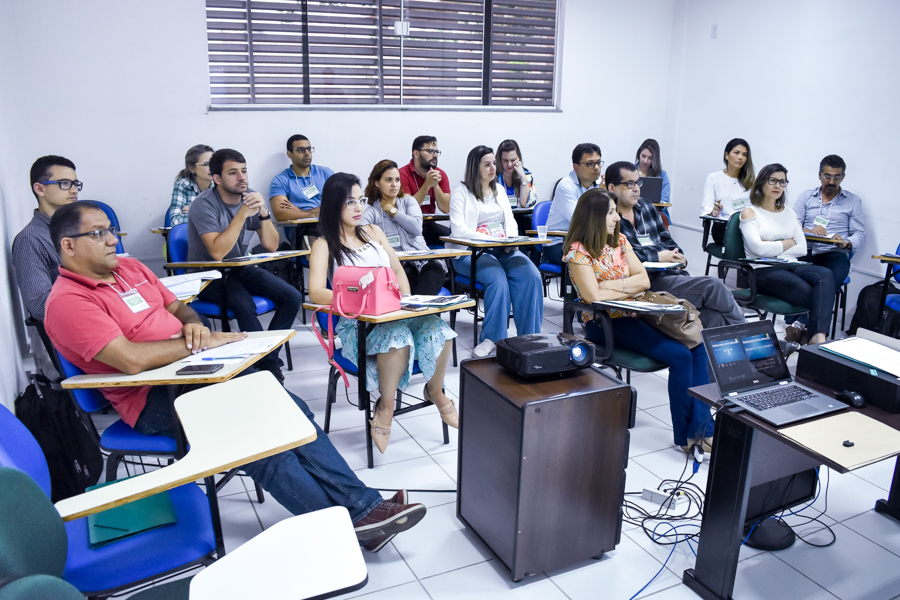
[767,177,789,187]
[820,173,844,182]
[43,179,83,191]
[292,147,315,154]
[196,162,210,167]
[579,161,604,169]
[344,197,367,209]
[418,148,441,156]
[620,179,643,189]
[68,227,118,242]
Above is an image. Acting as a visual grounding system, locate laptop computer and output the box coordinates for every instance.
[639,176,662,205]
[702,321,845,426]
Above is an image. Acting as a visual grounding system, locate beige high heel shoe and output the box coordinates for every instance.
[424,386,459,429]
[369,399,392,454]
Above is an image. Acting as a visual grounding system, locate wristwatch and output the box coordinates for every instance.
[388,206,398,217]
[259,212,272,220]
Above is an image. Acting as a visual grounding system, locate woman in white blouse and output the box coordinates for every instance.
[739,163,835,345]
[701,138,755,244]
[448,145,543,357]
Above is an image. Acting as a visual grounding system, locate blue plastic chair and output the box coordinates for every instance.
[830,251,855,338]
[884,243,900,331]
[532,200,563,297]
[0,405,216,598]
[81,200,124,254]
[54,350,180,483]
[167,224,292,370]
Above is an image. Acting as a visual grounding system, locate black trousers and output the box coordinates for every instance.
[423,221,451,247]
[404,261,446,296]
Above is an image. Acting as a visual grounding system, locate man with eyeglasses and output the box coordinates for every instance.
[188,148,302,383]
[43,201,427,553]
[543,143,604,265]
[608,161,746,328]
[12,155,82,321]
[399,135,451,246]
[784,155,864,343]
[270,134,334,221]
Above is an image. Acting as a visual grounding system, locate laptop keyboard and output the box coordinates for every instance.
[739,385,817,411]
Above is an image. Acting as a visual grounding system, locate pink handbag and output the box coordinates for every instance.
[314,266,403,388]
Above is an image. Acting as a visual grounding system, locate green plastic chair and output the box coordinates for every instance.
[718,213,808,322]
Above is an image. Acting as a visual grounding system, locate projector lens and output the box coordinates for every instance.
[570,343,591,366]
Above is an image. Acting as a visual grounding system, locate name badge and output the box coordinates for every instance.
[488,221,505,237]
[508,194,518,206]
[732,199,747,210]
[813,215,829,229]
[121,289,151,313]
[637,235,653,246]
[387,234,402,248]
[302,184,319,199]
[421,195,431,206]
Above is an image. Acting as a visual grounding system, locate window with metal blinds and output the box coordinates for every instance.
[206,0,557,107]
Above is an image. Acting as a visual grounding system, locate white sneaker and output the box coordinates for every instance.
[472,339,496,358]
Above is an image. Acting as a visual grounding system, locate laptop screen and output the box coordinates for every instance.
[703,322,791,395]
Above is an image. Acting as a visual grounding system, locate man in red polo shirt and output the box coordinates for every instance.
[398,135,451,246]
[44,201,426,552]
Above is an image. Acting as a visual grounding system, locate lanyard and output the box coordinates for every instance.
[817,192,838,220]
[105,271,137,296]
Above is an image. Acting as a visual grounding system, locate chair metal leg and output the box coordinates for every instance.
[325,367,339,433]
[450,311,458,367]
[106,452,124,482]
[395,389,403,412]
[705,254,712,276]
[284,341,293,371]
[625,370,631,384]
[255,483,265,503]
[442,420,449,444]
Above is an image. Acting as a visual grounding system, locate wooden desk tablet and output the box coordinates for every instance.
[151,227,172,235]
[804,233,844,245]
[164,250,309,271]
[61,330,295,389]
[422,213,450,221]
[395,249,471,261]
[304,301,473,468]
[189,507,367,600]
[683,376,900,600]
[276,217,319,228]
[653,202,672,208]
[441,236,546,345]
[525,229,568,237]
[55,371,316,522]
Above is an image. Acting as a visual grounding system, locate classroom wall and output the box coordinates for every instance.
[0,0,680,405]
[664,0,900,303]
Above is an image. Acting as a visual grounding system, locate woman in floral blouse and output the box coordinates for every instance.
[564,189,714,453]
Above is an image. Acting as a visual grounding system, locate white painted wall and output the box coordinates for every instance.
[0,0,680,405]
[664,0,900,312]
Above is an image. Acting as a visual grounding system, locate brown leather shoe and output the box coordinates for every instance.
[362,533,396,553]
[353,501,426,541]
[389,490,407,505]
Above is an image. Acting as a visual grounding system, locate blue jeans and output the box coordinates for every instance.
[134,376,384,522]
[785,251,849,328]
[756,264,835,336]
[454,249,543,344]
[585,318,714,446]
[198,266,302,369]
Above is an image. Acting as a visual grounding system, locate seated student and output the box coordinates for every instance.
[44,201,425,552]
[398,136,451,246]
[167,144,214,226]
[634,138,671,219]
[607,161,745,328]
[360,160,446,296]
[543,143,603,265]
[13,155,80,321]
[496,139,538,208]
[740,164,835,346]
[700,138,755,244]
[308,173,458,454]
[785,155,865,343]
[447,146,543,358]
[269,134,334,221]
[187,148,302,382]
[564,189,713,453]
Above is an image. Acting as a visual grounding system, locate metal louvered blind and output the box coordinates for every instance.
[207,0,557,107]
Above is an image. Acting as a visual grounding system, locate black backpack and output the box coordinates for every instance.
[253,241,298,286]
[14,374,103,502]
[847,282,900,337]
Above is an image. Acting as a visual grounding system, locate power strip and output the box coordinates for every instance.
[641,488,680,510]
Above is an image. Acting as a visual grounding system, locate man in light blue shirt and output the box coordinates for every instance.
[269,134,334,221]
[785,155,865,340]
[542,143,603,265]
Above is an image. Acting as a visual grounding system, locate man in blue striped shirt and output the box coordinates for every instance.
[12,155,81,320]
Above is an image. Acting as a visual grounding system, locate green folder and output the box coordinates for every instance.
[86,476,178,549]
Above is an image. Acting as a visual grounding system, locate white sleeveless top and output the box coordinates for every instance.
[332,240,391,274]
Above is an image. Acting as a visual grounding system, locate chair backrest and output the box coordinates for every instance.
[550,177,563,202]
[80,200,124,254]
[315,309,340,332]
[164,209,173,228]
[0,466,68,585]
[894,242,900,284]
[0,405,52,497]
[53,350,110,414]
[168,223,190,275]
[722,213,746,261]
[532,201,552,228]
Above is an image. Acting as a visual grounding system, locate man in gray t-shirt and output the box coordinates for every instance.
[187,149,302,381]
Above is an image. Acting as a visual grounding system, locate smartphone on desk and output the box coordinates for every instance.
[175,363,224,375]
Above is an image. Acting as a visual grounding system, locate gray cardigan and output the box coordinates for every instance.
[360,195,445,272]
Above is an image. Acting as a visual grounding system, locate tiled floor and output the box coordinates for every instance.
[111,298,900,599]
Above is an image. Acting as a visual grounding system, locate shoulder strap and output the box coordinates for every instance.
[312,307,350,389]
